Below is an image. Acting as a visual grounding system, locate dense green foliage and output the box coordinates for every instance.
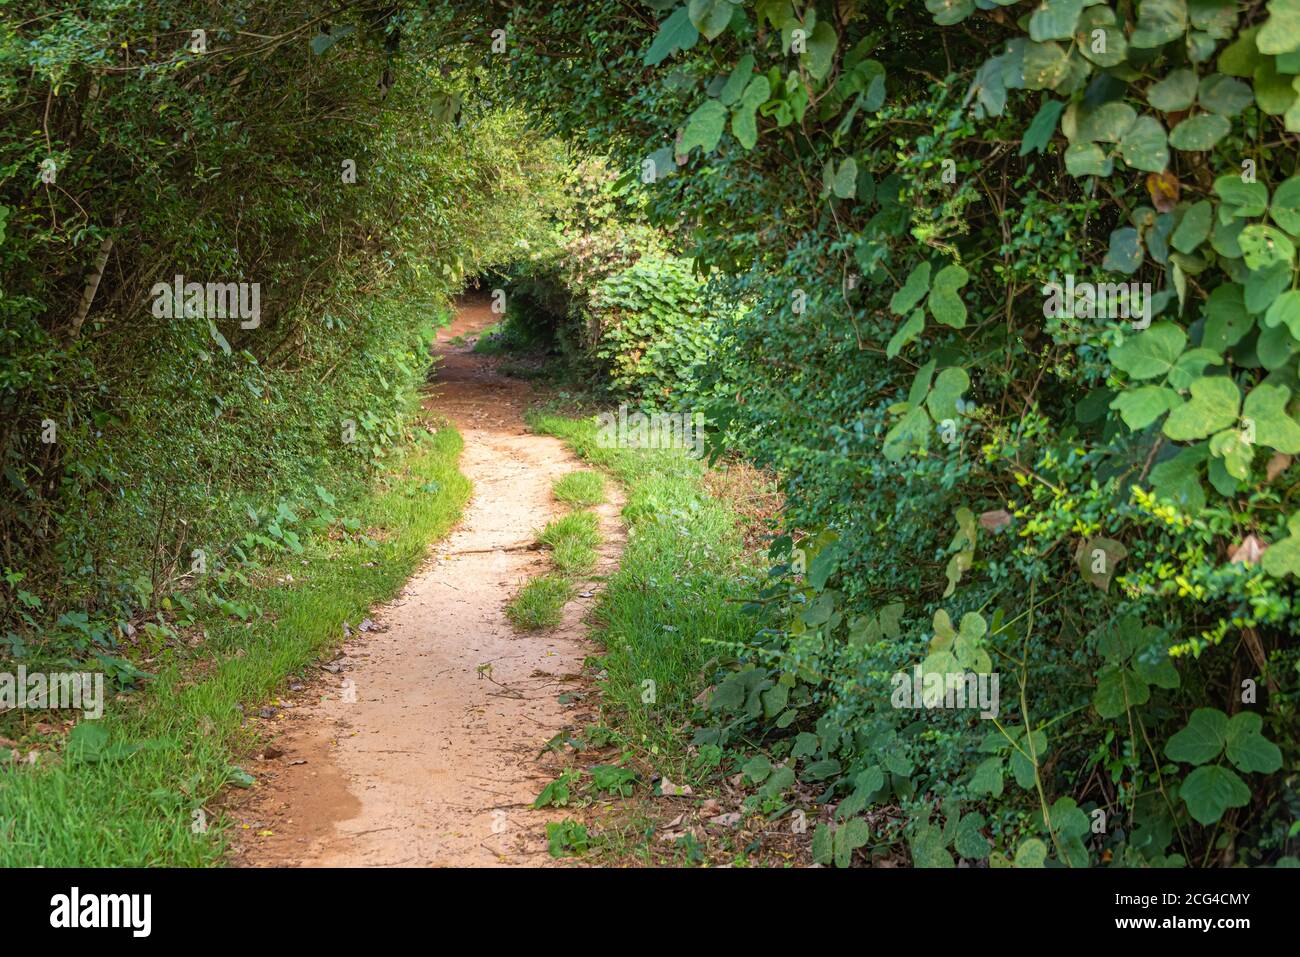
[451,0,1300,866]
[0,2,562,669]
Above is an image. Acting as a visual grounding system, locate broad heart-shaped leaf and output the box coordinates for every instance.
[687,0,734,40]
[1066,141,1113,177]
[645,6,700,65]
[1224,711,1284,773]
[1118,115,1170,172]
[679,99,728,155]
[1262,530,1300,577]
[1198,74,1255,115]
[1179,764,1251,825]
[1147,69,1197,111]
[1079,5,1128,66]
[1215,175,1270,217]
[1093,664,1150,718]
[1013,837,1048,868]
[730,75,770,149]
[969,756,1004,797]
[1020,98,1065,156]
[1163,376,1241,441]
[929,264,969,328]
[1169,113,1231,151]
[1111,385,1179,429]
[1076,101,1136,143]
[1258,0,1300,55]
[1239,224,1297,271]
[926,0,975,27]
[886,309,925,358]
[1102,226,1144,273]
[1270,176,1300,233]
[1265,289,1300,337]
[954,812,990,861]
[926,367,969,422]
[891,262,931,314]
[1209,426,1253,479]
[1245,259,1293,313]
[1165,707,1229,764]
[811,822,833,864]
[1169,347,1224,390]
[718,53,755,105]
[1021,39,1071,90]
[1130,0,1190,48]
[909,823,954,868]
[1242,383,1300,453]
[1202,282,1253,352]
[1108,322,1186,379]
[1028,0,1084,40]
[802,21,838,81]
[1149,443,1208,510]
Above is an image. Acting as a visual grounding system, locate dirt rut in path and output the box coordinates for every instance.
[232,295,623,867]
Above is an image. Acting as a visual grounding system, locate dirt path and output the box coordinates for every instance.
[231,294,624,867]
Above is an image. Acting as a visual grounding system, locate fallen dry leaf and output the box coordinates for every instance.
[1268,453,1292,483]
[1229,534,1267,566]
[979,509,1012,531]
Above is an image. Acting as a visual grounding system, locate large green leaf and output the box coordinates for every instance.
[1163,376,1241,440]
[645,6,700,65]
[1165,707,1228,764]
[680,99,728,154]
[1180,764,1251,824]
[1258,0,1300,55]
[1169,113,1231,150]
[1224,711,1283,773]
[1242,383,1300,452]
[1131,0,1190,48]
[687,0,735,40]
[1109,322,1186,379]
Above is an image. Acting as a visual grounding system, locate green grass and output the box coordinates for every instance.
[538,510,601,576]
[0,426,471,866]
[552,470,606,507]
[506,573,575,629]
[526,407,756,778]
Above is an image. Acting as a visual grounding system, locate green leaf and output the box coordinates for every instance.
[1066,142,1113,177]
[803,21,838,81]
[1130,0,1190,49]
[730,76,771,149]
[886,309,925,359]
[831,158,857,199]
[1014,837,1048,868]
[1111,385,1179,429]
[954,812,990,860]
[687,0,734,40]
[1077,101,1137,143]
[1242,383,1300,453]
[926,367,970,421]
[1020,98,1065,156]
[1164,376,1241,441]
[1109,322,1186,379]
[928,264,969,328]
[925,0,975,27]
[1269,176,1300,233]
[1029,0,1085,41]
[1117,116,1170,172]
[812,822,833,864]
[1165,707,1229,764]
[1180,764,1250,824]
[680,98,728,154]
[1239,224,1296,271]
[1102,227,1144,273]
[969,756,1004,797]
[1169,113,1231,151]
[1264,289,1300,336]
[1079,536,1127,591]
[1198,74,1254,115]
[1202,282,1253,351]
[1215,175,1269,217]
[1224,712,1284,773]
[1258,0,1300,55]
[890,262,931,314]
[645,6,700,66]
[718,54,755,105]
[1093,665,1150,717]
[1171,200,1213,253]
[1147,69,1198,111]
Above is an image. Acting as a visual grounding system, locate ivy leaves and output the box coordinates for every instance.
[1166,708,1282,824]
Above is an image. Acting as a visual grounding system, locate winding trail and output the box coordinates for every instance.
[233,294,624,867]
